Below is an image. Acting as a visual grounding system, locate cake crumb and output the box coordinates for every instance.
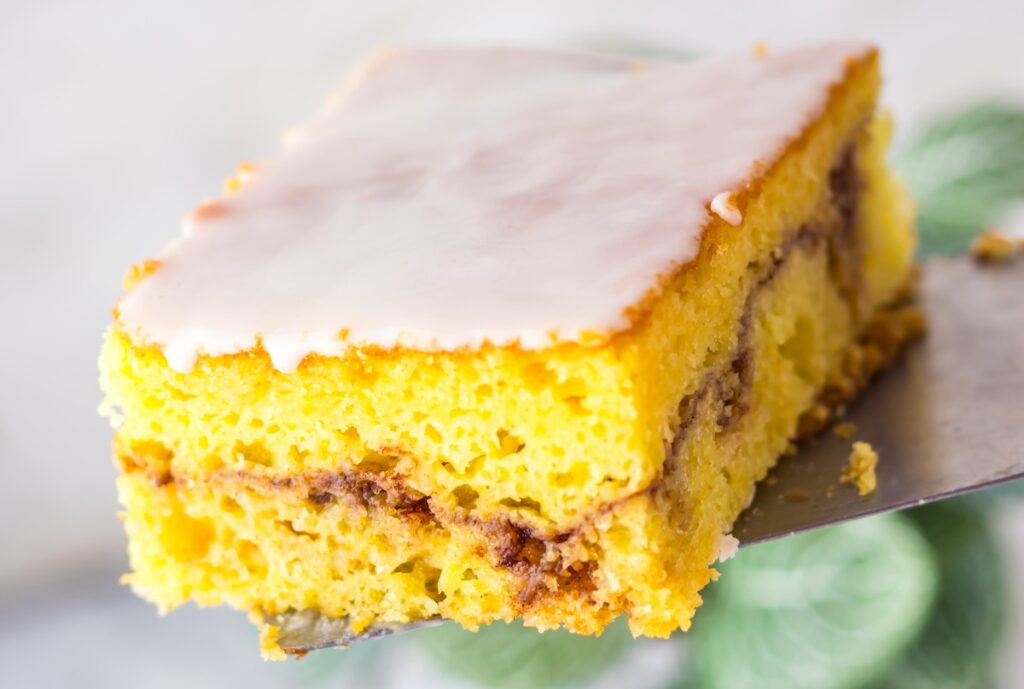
[833,421,857,439]
[122,258,162,291]
[841,441,878,496]
[765,475,779,486]
[783,488,809,503]
[753,42,769,57]
[223,161,258,195]
[971,230,1023,263]
[253,615,288,661]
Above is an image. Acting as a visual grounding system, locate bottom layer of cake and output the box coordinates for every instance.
[117,238,922,658]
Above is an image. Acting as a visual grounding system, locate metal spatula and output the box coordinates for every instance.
[270,257,1024,654]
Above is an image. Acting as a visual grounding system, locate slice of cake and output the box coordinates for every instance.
[100,42,916,657]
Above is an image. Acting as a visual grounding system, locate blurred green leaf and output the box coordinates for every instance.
[663,662,704,689]
[892,102,1024,256]
[416,618,631,689]
[295,630,396,686]
[691,514,937,689]
[872,500,1007,689]
[966,477,1024,509]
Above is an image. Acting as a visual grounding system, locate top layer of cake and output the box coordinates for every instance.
[116,42,872,373]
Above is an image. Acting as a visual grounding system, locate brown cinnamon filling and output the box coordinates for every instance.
[680,144,863,449]
[827,144,867,322]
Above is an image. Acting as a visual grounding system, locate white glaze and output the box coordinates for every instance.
[715,533,740,563]
[117,42,871,372]
[710,191,743,226]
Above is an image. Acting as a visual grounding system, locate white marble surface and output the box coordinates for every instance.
[1,1,1022,686]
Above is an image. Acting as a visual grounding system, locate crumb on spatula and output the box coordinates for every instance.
[841,441,878,496]
[971,229,1024,264]
[833,421,857,439]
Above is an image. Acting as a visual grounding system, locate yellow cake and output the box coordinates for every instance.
[99,42,916,657]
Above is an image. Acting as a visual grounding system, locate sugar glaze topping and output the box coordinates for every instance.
[710,191,743,226]
[117,42,871,372]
